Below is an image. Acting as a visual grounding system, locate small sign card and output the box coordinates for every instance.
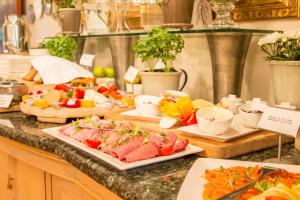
[0,119,14,128]
[80,54,95,67]
[258,106,300,138]
[0,95,14,108]
[124,66,139,83]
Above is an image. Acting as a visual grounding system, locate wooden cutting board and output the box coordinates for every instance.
[20,103,132,123]
[106,112,294,159]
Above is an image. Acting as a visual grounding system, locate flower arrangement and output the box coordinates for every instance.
[258,31,300,61]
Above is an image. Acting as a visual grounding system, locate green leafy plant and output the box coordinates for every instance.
[43,36,77,60]
[133,27,184,72]
[54,0,76,8]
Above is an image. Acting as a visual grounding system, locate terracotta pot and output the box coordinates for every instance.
[270,61,300,109]
[58,8,81,34]
[160,0,194,25]
[140,70,188,96]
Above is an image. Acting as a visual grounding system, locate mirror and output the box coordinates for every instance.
[233,0,300,20]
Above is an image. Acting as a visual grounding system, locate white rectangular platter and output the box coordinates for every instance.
[178,114,260,142]
[43,127,203,170]
[177,158,300,200]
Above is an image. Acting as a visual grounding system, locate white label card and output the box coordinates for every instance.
[80,54,95,67]
[258,106,300,138]
[0,119,14,128]
[124,66,139,83]
[0,95,13,108]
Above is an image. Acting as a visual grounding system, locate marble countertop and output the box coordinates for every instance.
[0,112,299,200]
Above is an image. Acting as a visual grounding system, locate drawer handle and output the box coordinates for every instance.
[7,174,14,189]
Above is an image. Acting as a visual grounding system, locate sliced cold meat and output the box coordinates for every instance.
[173,139,189,152]
[125,142,159,163]
[111,136,144,160]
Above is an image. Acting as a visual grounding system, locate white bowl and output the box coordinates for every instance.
[196,106,233,135]
[134,95,162,116]
[239,103,268,128]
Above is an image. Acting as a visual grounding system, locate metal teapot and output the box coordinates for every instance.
[2,15,28,54]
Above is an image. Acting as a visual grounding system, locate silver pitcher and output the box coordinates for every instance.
[2,15,28,54]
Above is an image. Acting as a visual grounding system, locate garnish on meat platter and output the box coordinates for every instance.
[203,166,300,200]
[59,116,189,163]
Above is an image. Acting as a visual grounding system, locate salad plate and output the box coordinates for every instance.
[177,158,300,200]
[43,126,203,170]
[178,114,260,142]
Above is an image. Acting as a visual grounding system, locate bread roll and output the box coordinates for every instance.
[23,66,37,81]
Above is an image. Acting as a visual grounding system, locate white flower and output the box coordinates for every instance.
[258,32,282,46]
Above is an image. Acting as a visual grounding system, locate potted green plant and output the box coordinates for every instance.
[43,36,77,60]
[133,27,187,95]
[54,0,81,34]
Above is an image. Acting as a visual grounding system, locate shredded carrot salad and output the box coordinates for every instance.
[203,166,300,200]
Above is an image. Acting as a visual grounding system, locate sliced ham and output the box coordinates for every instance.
[173,139,189,152]
[111,136,144,160]
[161,132,177,149]
[149,134,164,147]
[105,132,122,145]
[125,142,159,163]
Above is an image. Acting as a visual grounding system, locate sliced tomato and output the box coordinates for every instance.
[97,86,108,94]
[54,84,70,92]
[74,88,85,99]
[84,139,101,149]
[159,146,174,156]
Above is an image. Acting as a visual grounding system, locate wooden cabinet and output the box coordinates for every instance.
[0,151,46,200]
[0,150,13,200]
[0,136,122,200]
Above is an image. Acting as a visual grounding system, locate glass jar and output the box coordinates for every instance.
[82,0,110,34]
[140,0,162,30]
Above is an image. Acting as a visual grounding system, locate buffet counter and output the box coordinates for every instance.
[0,112,299,200]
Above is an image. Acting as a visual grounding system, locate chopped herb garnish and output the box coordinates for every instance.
[254,180,274,192]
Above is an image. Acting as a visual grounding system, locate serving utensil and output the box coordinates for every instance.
[218,166,281,200]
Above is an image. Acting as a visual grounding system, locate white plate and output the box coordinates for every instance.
[43,127,203,170]
[177,158,300,200]
[178,114,260,142]
[120,109,162,121]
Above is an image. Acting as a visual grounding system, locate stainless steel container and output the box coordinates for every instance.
[2,15,28,54]
[206,32,252,103]
[0,80,27,102]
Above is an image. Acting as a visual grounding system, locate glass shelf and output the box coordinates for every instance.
[46,28,278,39]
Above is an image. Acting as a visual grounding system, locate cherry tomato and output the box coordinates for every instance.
[84,139,101,149]
[159,146,174,156]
